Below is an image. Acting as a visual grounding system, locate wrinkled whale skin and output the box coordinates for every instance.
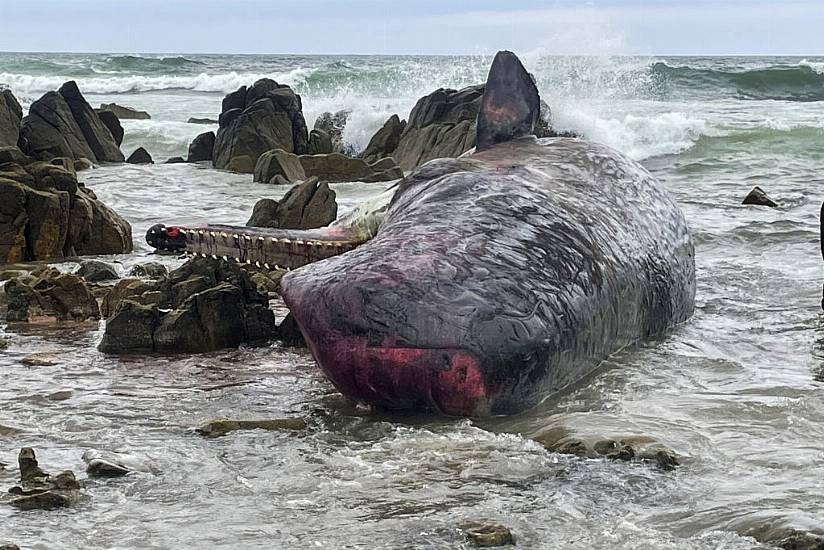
[280,136,696,416]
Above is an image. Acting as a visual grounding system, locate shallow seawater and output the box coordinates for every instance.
[2,53,824,549]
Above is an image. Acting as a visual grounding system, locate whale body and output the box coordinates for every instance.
[279,136,695,416]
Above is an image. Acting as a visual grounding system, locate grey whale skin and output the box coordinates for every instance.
[281,141,696,416]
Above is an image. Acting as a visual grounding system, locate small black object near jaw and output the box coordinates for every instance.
[145,224,187,252]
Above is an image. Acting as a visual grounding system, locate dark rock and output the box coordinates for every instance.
[0,146,28,165]
[95,109,124,146]
[743,186,778,208]
[20,91,97,161]
[68,187,133,256]
[0,544,20,550]
[73,157,93,171]
[253,148,306,183]
[299,152,402,183]
[126,147,153,164]
[187,117,218,125]
[314,110,350,154]
[60,82,124,162]
[76,259,119,282]
[307,128,333,155]
[744,526,824,550]
[213,81,309,172]
[5,267,100,322]
[459,520,515,547]
[100,277,157,317]
[278,312,306,347]
[129,262,168,279]
[82,450,155,477]
[99,257,276,354]
[246,177,337,230]
[187,131,215,162]
[19,447,48,482]
[361,114,406,164]
[99,103,150,120]
[5,449,82,511]
[196,417,307,437]
[164,157,186,164]
[0,89,22,148]
[393,84,483,172]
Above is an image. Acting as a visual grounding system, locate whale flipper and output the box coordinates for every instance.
[476,50,541,150]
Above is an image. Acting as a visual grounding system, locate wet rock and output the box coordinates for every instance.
[187,131,215,163]
[73,157,93,171]
[0,159,132,262]
[307,128,333,154]
[0,146,28,165]
[532,429,679,470]
[46,390,73,401]
[253,148,306,183]
[164,156,186,164]
[126,147,153,164]
[742,186,778,208]
[100,277,157,317]
[20,90,97,161]
[0,543,20,550]
[4,448,82,511]
[21,351,63,366]
[99,103,150,120]
[250,270,284,295]
[82,450,156,477]
[187,117,218,125]
[99,257,276,354]
[129,262,168,279]
[196,417,307,437]
[393,84,484,172]
[95,109,124,146]
[213,79,309,172]
[314,110,351,154]
[225,155,255,173]
[361,114,406,164]
[59,82,124,163]
[76,259,119,282]
[459,520,515,547]
[278,312,305,347]
[246,177,337,230]
[744,525,824,550]
[5,267,100,322]
[0,89,23,148]
[298,152,403,183]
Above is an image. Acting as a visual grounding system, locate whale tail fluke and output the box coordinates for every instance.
[476,50,541,150]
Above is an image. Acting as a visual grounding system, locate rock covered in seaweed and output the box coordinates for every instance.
[2,448,83,511]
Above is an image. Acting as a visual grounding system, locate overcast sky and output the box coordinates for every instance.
[1,0,823,55]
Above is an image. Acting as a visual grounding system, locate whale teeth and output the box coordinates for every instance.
[220,232,228,238]
[243,234,251,241]
[198,230,205,236]
[255,261,261,268]
[222,255,228,261]
[263,263,270,269]
[257,236,264,242]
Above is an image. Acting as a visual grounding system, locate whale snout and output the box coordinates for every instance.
[281,278,492,416]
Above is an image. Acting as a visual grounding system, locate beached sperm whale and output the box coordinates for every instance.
[147,51,696,416]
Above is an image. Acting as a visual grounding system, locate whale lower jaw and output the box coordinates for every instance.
[297,328,492,416]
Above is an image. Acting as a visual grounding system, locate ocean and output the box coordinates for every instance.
[1,52,823,549]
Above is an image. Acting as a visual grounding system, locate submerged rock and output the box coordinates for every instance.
[99,103,150,120]
[76,259,119,282]
[126,147,153,164]
[82,450,156,478]
[196,417,307,437]
[4,267,100,323]
[246,177,337,230]
[187,117,218,125]
[4,448,82,511]
[99,257,276,353]
[459,520,515,547]
[742,186,778,208]
[164,156,186,164]
[532,428,680,470]
[278,312,306,347]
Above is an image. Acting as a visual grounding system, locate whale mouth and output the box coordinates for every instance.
[296,328,490,416]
